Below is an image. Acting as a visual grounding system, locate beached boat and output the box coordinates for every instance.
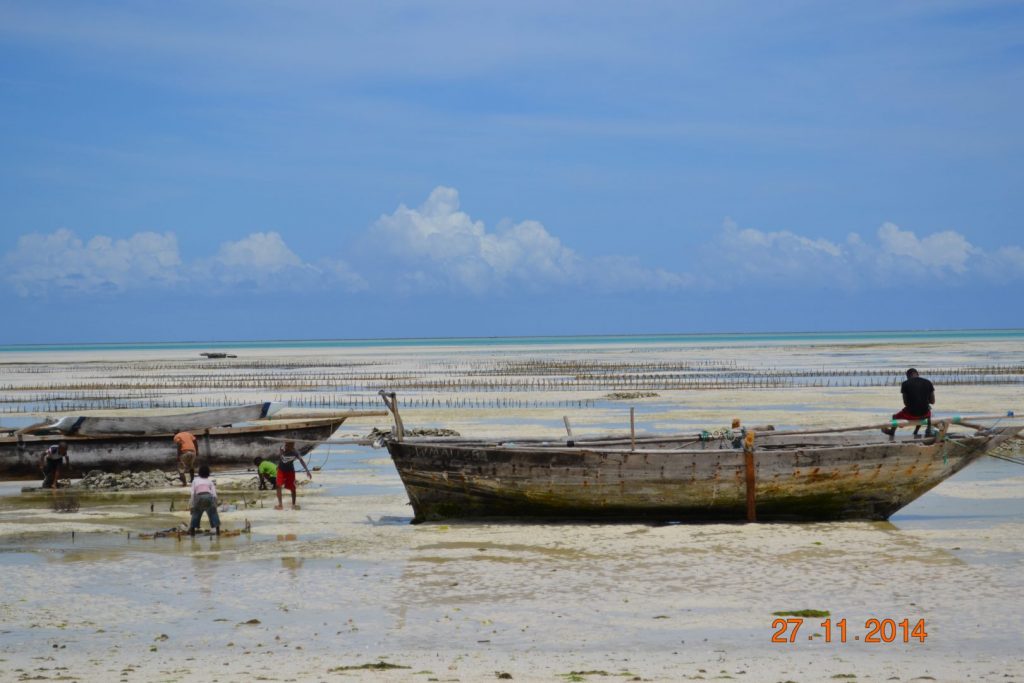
[47,402,282,436]
[382,410,1023,523]
[0,417,344,478]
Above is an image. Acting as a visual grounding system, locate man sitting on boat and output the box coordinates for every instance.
[884,368,935,437]
[253,456,278,491]
[173,430,198,486]
[39,441,69,489]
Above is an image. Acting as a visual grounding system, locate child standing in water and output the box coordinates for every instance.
[189,464,220,535]
[275,441,312,510]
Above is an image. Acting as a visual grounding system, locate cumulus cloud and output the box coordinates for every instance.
[4,191,1021,300]
[204,231,310,287]
[215,232,303,272]
[367,186,686,294]
[715,219,849,286]
[711,219,1016,289]
[3,228,182,295]
[3,228,366,296]
[872,222,976,274]
[367,187,580,293]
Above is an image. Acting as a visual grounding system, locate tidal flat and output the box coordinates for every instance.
[1,334,1022,682]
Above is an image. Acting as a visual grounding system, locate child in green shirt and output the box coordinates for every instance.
[253,456,278,490]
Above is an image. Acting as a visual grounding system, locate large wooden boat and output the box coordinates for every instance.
[383,417,1023,523]
[0,417,345,478]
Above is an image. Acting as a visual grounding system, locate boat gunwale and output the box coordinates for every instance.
[383,429,1015,455]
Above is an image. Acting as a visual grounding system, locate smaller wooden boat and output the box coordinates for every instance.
[0,417,346,478]
[46,402,282,436]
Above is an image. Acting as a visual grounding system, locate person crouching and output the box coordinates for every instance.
[253,456,278,491]
[188,464,220,536]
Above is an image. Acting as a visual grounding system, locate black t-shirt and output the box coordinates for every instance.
[278,449,297,473]
[901,376,934,415]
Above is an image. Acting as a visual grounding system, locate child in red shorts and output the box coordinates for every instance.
[275,441,312,510]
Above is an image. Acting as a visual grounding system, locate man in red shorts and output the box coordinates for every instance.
[883,368,935,437]
[275,441,313,510]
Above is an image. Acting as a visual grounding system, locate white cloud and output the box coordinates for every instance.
[367,186,686,294]
[3,228,366,296]
[4,193,1021,300]
[3,228,181,295]
[875,222,975,273]
[710,219,1011,289]
[977,244,1024,283]
[714,218,849,286]
[215,232,303,271]
[368,186,582,293]
[206,231,325,288]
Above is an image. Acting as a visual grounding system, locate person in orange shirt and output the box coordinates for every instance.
[173,430,198,486]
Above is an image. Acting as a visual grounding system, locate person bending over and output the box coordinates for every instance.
[253,456,278,490]
[189,464,220,536]
[173,430,198,486]
[39,441,69,489]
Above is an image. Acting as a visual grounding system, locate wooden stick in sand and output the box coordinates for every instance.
[743,431,757,522]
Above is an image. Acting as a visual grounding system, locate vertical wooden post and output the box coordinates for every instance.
[390,393,405,441]
[630,407,636,451]
[563,416,574,446]
[378,390,405,441]
[743,430,757,522]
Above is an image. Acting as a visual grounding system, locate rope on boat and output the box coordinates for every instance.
[988,452,1024,466]
[263,435,370,446]
[941,413,1024,466]
[311,438,333,472]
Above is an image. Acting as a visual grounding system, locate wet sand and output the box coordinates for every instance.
[1,337,1022,682]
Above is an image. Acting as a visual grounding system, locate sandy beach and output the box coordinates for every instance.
[1,334,1022,682]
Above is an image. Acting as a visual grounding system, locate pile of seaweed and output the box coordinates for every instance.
[76,469,179,491]
[367,427,461,440]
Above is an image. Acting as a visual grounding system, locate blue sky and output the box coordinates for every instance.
[1,1,1022,343]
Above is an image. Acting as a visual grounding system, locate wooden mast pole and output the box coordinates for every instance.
[743,430,757,522]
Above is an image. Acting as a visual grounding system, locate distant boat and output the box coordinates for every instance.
[382,416,1023,523]
[200,352,237,359]
[1,416,345,478]
[46,402,282,436]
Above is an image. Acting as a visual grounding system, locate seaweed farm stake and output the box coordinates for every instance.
[744,430,757,522]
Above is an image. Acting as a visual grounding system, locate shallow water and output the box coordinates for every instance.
[1,338,1022,681]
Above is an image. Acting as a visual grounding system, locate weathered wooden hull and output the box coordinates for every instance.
[386,427,1021,523]
[0,418,344,478]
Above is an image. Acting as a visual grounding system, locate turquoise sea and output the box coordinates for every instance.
[2,327,1022,353]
